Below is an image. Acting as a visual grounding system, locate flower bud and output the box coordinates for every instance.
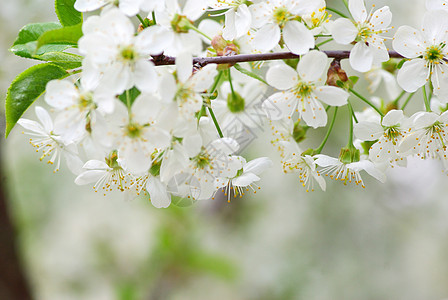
[171,14,193,33]
[293,121,308,143]
[227,91,245,113]
[211,35,227,56]
[327,59,348,87]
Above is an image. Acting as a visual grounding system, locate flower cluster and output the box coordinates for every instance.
[10,0,448,207]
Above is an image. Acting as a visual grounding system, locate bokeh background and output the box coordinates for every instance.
[2,0,448,299]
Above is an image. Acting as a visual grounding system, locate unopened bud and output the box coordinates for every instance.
[211,35,227,56]
[382,59,398,74]
[327,59,348,87]
[227,91,245,113]
[293,121,308,143]
[171,14,193,33]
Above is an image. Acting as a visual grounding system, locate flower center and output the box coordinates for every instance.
[384,126,401,144]
[273,6,293,27]
[193,149,211,169]
[356,25,373,43]
[126,122,143,138]
[293,82,314,97]
[120,46,137,62]
[424,45,444,63]
[79,92,96,110]
[105,150,120,169]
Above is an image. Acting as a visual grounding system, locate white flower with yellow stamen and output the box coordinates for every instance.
[331,0,392,72]
[399,111,448,166]
[315,154,386,188]
[393,10,448,94]
[262,51,349,128]
[75,152,134,194]
[18,106,83,174]
[280,141,326,192]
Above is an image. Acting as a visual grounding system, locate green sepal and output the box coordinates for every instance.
[397,58,406,69]
[118,87,141,107]
[55,0,82,27]
[5,63,68,137]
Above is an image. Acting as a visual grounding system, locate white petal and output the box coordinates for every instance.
[350,42,373,72]
[354,121,383,140]
[314,155,340,167]
[35,106,53,132]
[189,64,218,92]
[331,18,358,44]
[147,176,171,208]
[397,59,429,92]
[382,110,404,127]
[133,60,158,93]
[349,0,367,23]
[266,64,298,90]
[313,86,349,106]
[232,173,260,186]
[74,170,105,185]
[369,6,392,30]
[297,50,328,82]
[392,25,425,58]
[183,0,208,21]
[262,92,297,120]
[422,10,448,45]
[45,80,79,109]
[283,21,314,55]
[176,52,193,83]
[243,157,273,175]
[252,23,280,52]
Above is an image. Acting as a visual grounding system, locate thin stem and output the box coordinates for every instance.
[401,92,415,110]
[206,71,224,138]
[393,90,406,105]
[348,100,358,123]
[208,107,224,138]
[422,85,431,112]
[188,25,211,41]
[327,7,349,18]
[316,38,334,48]
[349,87,384,117]
[342,0,349,10]
[227,69,235,96]
[315,107,338,154]
[347,102,354,146]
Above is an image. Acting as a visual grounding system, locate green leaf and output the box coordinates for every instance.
[5,64,68,137]
[10,22,64,58]
[33,52,83,69]
[233,64,268,85]
[36,23,83,50]
[55,0,82,27]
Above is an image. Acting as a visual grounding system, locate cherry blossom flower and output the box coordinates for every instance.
[249,0,318,54]
[262,51,349,128]
[18,107,83,174]
[78,8,172,96]
[315,154,386,188]
[393,10,448,94]
[214,156,273,201]
[354,109,409,164]
[331,0,392,72]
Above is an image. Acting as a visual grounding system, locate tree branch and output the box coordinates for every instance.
[151,51,404,67]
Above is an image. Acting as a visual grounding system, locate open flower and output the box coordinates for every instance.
[354,109,409,164]
[262,50,349,128]
[393,10,448,94]
[249,0,318,54]
[18,106,83,174]
[331,0,392,72]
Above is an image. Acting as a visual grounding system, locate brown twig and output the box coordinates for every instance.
[151,51,404,67]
